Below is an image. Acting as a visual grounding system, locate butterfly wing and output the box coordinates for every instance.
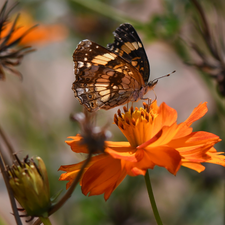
[72,39,144,112]
[107,23,150,84]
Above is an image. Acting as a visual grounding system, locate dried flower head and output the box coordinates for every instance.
[70,112,111,154]
[0,1,35,80]
[7,154,51,221]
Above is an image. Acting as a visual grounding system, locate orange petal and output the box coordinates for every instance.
[65,135,89,153]
[150,123,179,147]
[3,15,68,46]
[205,147,225,166]
[59,169,81,189]
[137,130,162,149]
[179,144,215,162]
[59,160,84,172]
[184,102,208,126]
[181,147,225,172]
[168,131,221,151]
[105,145,137,162]
[130,167,146,176]
[124,147,181,176]
[181,161,206,172]
[121,149,152,176]
[143,123,188,148]
[152,102,177,136]
[58,154,108,189]
[144,146,181,175]
[81,155,126,200]
[106,141,132,148]
[19,24,68,46]
[171,122,193,139]
[87,170,127,201]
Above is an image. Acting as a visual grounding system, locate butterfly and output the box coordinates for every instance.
[72,23,158,112]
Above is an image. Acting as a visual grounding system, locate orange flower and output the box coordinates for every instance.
[0,2,68,80]
[1,11,68,46]
[59,101,224,200]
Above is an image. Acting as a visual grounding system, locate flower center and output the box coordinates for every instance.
[114,102,158,147]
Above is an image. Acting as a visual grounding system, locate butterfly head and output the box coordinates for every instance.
[147,70,176,91]
[147,80,158,90]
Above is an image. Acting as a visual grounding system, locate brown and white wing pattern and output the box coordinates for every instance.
[72,39,144,112]
[107,23,150,84]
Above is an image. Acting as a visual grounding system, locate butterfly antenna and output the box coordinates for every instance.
[152,70,176,83]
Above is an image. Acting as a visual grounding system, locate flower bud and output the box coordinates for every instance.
[8,155,51,218]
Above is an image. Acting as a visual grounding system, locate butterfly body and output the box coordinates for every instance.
[72,23,156,112]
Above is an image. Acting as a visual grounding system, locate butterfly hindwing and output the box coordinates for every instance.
[107,23,150,84]
[72,39,143,112]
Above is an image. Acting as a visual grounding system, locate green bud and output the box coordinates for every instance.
[8,155,51,218]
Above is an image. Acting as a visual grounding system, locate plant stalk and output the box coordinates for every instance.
[144,170,163,225]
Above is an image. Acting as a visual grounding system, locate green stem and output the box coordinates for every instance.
[32,153,93,225]
[0,149,22,225]
[39,217,52,225]
[72,0,137,25]
[0,124,15,160]
[144,170,163,225]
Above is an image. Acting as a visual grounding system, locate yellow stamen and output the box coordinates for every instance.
[114,102,158,147]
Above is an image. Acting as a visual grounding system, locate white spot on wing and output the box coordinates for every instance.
[125,42,135,51]
[100,89,110,96]
[132,42,138,50]
[102,53,116,60]
[138,42,142,48]
[96,83,109,87]
[78,61,84,68]
[86,62,91,67]
[95,86,107,91]
[101,94,110,102]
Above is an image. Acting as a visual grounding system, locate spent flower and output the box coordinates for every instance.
[71,112,111,154]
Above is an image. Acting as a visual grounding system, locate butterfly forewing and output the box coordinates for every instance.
[72,39,144,112]
[107,23,150,84]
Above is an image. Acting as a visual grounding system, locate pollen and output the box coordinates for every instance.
[114,102,159,146]
[123,106,128,113]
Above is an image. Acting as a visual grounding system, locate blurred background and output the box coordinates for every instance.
[0,0,224,224]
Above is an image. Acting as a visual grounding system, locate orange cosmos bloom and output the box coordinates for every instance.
[1,11,68,46]
[0,1,68,80]
[59,101,224,200]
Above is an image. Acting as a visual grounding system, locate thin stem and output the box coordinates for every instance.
[50,153,92,214]
[144,170,163,225]
[72,0,137,25]
[32,153,93,225]
[0,124,15,159]
[39,217,52,225]
[0,148,22,225]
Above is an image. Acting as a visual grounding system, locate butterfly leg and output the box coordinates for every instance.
[127,102,129,110]
[131,101,134,109]
[141,97,152,106]
[152,89,157,103]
